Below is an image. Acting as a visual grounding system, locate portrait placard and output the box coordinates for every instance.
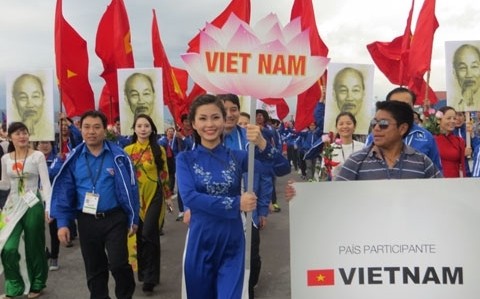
[118,68,164,135]
[5,69,55,142]
[324,63,375,135]
[445,40,480,112]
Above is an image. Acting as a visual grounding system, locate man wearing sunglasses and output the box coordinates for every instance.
[364,87,443,172]
[335,100,442,180]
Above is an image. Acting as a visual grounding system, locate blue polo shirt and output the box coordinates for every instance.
[74,143,118,213]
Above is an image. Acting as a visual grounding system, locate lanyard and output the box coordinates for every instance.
[85,152,106,193]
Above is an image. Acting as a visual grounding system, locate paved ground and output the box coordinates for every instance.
[0,174,294,298]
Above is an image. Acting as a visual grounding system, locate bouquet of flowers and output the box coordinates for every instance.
[318,132,341,181]
[423,108,442,135]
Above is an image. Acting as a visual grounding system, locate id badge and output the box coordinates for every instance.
[83,192,100,215]
[22,190,40,208]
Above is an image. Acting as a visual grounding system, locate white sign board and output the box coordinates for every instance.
[290,179,480,298]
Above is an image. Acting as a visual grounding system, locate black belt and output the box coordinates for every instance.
[83,207,123,219]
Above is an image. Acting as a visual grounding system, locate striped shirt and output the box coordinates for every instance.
[471,149,480,177]
[335,144,443,181]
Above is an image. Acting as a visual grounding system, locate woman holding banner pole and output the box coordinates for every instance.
[176,95,289,299]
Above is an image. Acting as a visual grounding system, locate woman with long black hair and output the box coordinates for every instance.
[124,114,172,294]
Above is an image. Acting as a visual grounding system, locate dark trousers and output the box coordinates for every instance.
[286,145,298,171]
[249,225,261,299]
[177,193,185,213]
[167,157,176,191]
[298,150,307,176]
[48,219,60,259]
[77,209,135,299]
[271,177,277,205]
[137,190,162,285]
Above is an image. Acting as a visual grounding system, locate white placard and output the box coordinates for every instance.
[290,178,480,298]
[5,69,55,141]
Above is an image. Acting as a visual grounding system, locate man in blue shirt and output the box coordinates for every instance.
[51,110,139,299]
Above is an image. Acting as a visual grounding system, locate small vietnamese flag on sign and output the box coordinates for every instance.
[307,269,335,286]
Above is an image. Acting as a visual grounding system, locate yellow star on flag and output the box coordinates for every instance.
[67,69,77,79]
[124,31,132,54]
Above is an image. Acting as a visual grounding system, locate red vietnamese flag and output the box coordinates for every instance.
[185,0,250,115]
[152,9,188,126]
[291,0,329,131]
[187,0,251,53]
[185,83,206,114]
[54,0,94,117]
[258,98,290,120]
[97,85,114,121]
[408,76,439,105]
[171,67,189,125]
[408,0,439,79]
[95,0,134,123]
[366,0,414,86]
[407,0,439,105]
[307,269,335,286]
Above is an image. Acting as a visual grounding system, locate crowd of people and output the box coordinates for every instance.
[0,92,292,299]
[1,85,480,298]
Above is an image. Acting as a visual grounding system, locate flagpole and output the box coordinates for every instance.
[423,71,431,113]
[109,95,113,125]
[465,112,472,161]
[245,100,255,257]
[243,98,256,298]
[58,89,63,155]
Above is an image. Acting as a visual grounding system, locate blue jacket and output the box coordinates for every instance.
[66,124,83,150]
[300,127,323,152]
[158,133,189,156]
[50,141,140,228]
[313,102,326,131]
[365,123,443,172]
[279,126,297,147]
[223,125,290,225]
[453,124,478,177]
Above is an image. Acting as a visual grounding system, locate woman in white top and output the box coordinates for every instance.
[331,112,365,177]
[0,122,51,299]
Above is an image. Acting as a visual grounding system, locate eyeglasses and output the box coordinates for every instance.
[370,119,396,130]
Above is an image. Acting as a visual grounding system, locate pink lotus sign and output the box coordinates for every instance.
[181,13,329,98]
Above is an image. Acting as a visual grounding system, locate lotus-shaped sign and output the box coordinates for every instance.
[181,13,329,98]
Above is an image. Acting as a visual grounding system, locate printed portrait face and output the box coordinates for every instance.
[124,73,155,116]
[453,44,480,102]
[12,74,45,127]
[333,68,365,116]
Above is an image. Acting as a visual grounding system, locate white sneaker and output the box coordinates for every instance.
[49,258,59,271]
[176,212,184,221]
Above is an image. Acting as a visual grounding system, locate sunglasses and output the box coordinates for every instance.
[370,119,396,130]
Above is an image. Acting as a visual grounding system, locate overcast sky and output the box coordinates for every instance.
[1,0,480,114]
